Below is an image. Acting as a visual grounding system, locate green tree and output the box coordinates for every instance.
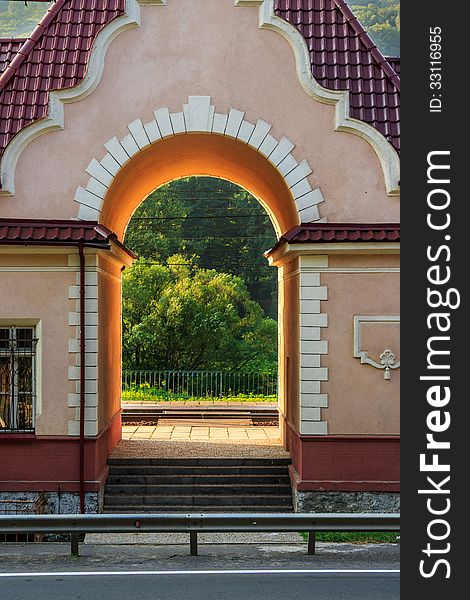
[351,1,400,57]
[122,256,277,373]
[0,1,51,38]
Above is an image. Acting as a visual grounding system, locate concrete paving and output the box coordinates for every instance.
[122,423,280,442]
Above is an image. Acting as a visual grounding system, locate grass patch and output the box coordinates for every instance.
[122,389,276,403]
[300,532,400,544]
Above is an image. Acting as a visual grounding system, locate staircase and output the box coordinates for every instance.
[103,458,293,512]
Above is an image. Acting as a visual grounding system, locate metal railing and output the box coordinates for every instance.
[0,512,400,557]
[122,370,278,401]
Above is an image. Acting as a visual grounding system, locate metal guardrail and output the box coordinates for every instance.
[0,512,400,557]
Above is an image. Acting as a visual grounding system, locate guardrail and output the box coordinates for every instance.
[0,512,399,557]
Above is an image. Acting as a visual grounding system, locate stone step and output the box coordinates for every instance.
[108,465,289,476]
[105,484,292,496]
[108,457,290,467]
[104,494,293,507]
[102,505,294,513]
[107,474,290,486]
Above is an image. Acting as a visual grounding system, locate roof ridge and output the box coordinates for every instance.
[0,0,69,93]
[333,0,400,93]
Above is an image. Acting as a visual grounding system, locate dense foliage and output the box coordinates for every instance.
[122,256,278,373]
[0,1,52,38]
[351,1,400,56]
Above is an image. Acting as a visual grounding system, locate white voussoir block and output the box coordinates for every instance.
[300,327,321,341]
[301,393,329,408]
[99,153,121,176]
[85,177,108,199]
[86,158,114,187]
[212,113,228,134]
[285,160,313,188]
[300,420,328,435]
[291,178,312,199]
[295,188,324,210]
[237,120,255,143]
[268,137,295,166]
[78,204,100,220]
[154,107,173,137]
[299,205,321,223]
[170,112,186,134]
[301,368,328,383]
[120,133,140,157]
[258,134,278,157]
[300,286,328,301]
[248,119,271,148]
[128,119,150,149]
[301,313,328,328]
[301,407,321,421]
[104,136,129,166]
[301,340,328,355]
[74,186,102,210]
[300,354,321,368]
[277,153,298,176]
[144,119,161,143]
[224,108,245,138]
[183,96,214,132]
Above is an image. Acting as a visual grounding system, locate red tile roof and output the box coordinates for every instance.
[0,0,125,161]
[274,0,400,152]
[0,0,399,163]
[0,218,134,253]
[0,39,26,75]
[267,222,400,253]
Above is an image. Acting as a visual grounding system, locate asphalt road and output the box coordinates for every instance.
[0,570,399,600]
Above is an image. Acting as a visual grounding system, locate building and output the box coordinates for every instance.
[0,0,400,513]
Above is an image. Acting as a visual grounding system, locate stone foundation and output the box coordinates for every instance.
[0,491,102,514]
[293,490,400,513]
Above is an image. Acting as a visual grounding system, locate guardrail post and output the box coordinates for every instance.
[190,531,198,556]
[307,531,316,555]
[70,532,80,558]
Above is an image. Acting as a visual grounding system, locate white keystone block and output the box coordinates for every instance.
[78,204,100,220]
[248,119,271,149]
[212,113,228,134]
[86,177,108,199]
[237,120,255,142]
[104,136,129,166]
[300,286,328,301]
[300,354,320,368]
[183,96,213,132]
[128,119,150,149]
[285,160,313,188]
[100,153,121,176]
[225,108,245,138]
[143,119,161,143]
[154,107,173,137]
[300,327,321,341]
[300,272,320,287]
[74,186,102,210]
[301,393,328,408]
[295,188,324,210]
[299,205,321,223]
[301,368,328,383]
[300,420,328,435]
[268,136,295,166]
[300,300,321,314]
[170,112,186,134]
[301,407,321,421]
[291,178,312,199]
[120,133,140,157]
[258,134,278,157]
[277,153,298,176]
[301,340,328,354]
[301,313,328,328]
[86,158,114,187]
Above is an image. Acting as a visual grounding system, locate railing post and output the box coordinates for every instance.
[190,531,198,556]
[307,531,316,555]
[70,532,80,558]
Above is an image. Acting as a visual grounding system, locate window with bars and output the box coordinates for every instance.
[0,327,38,432]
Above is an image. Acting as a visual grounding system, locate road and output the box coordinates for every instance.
[0,570,399,600]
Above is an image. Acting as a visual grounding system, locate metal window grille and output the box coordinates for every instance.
[0,327,38,432]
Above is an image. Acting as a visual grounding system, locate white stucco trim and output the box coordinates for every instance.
[298,255,329,435]
[0,0,143,196]
[353,315,400,381]
[235,0,400,196]
[75,95,326,229]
